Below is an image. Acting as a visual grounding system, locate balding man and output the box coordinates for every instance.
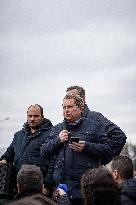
[0,104,53,196]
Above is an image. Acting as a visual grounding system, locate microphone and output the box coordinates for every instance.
[63,118,68,131]
[62,119,69,146]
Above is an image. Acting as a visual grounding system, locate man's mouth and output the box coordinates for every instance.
[65,115,71,118]
[30,122,36,125]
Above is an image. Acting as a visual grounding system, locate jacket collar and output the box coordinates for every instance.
[15,190,42,199]
[22,118,52,135]
[81,103,90,119]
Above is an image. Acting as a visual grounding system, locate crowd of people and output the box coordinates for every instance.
[0,85,134,205]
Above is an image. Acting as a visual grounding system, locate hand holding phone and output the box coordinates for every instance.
[69,140,85,152]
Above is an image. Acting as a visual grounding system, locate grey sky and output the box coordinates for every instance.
[0,0,136,147]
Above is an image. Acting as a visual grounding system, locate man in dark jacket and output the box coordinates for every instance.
[10,164,70,205]
[109,155,136,205]
[0,104,53,195]
[81,167,121,205]
[41,94,114,205]
[66,85,126,161]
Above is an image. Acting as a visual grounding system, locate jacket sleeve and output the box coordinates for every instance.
[82,133,113,165]
[57,195,71,205]
[41,136,63,158]
[41,125,64,158]
[105,123,126,156]
[44,155,56,189]
[0,139,15,163]
[92,112,127,157]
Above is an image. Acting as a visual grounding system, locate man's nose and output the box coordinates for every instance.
[64,110,69,114]
[30,116,35,120]
[65,107,69,112]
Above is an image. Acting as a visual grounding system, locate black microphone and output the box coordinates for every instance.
[63,118,68,131]
[62,119,69,146]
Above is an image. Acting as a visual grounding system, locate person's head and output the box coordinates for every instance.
[27,104,44,131]
[17,165,44,193]
[108,156,133,183]
[62,94,84,123]
[81,167,120,205]
[66,85,86,102]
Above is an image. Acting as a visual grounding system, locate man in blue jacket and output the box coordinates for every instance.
[66,85,126,161]
[41,94,114,205]
[0,104,53,196]
[108,156,136,205]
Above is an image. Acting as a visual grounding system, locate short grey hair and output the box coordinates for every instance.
[63,94,84,109]
[17,165,43,193]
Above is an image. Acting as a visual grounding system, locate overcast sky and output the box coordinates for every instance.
[0,0,136,148]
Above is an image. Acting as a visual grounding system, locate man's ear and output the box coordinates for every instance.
[42,184,44,192]
[17,183,20,193]
[42,184,47,194]
[113,170,118,180]
[83,96,86,103]
[80,105,84,112]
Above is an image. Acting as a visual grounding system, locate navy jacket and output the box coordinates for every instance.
[83,104,126,159]
[1,119,52,186]
[121,178,136,205]
[41,114,114,199]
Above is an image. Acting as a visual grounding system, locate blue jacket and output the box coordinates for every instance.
[121,178,136,205]
[83,104,126,159]
[1,119,52,186]
[41,114,114,199]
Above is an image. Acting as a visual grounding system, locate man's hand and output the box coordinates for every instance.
[0,159,7,164]
[56,188,67,196]
[58,130,69,143]
[69,141,85,152]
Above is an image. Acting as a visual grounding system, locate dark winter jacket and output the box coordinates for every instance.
[121,177,136,205]
[41,114,114,199]
[57,194,71,205]
[8,192,57,205]
[1,119,53,186]
[83,104,126,159]
[10,192,70,205]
